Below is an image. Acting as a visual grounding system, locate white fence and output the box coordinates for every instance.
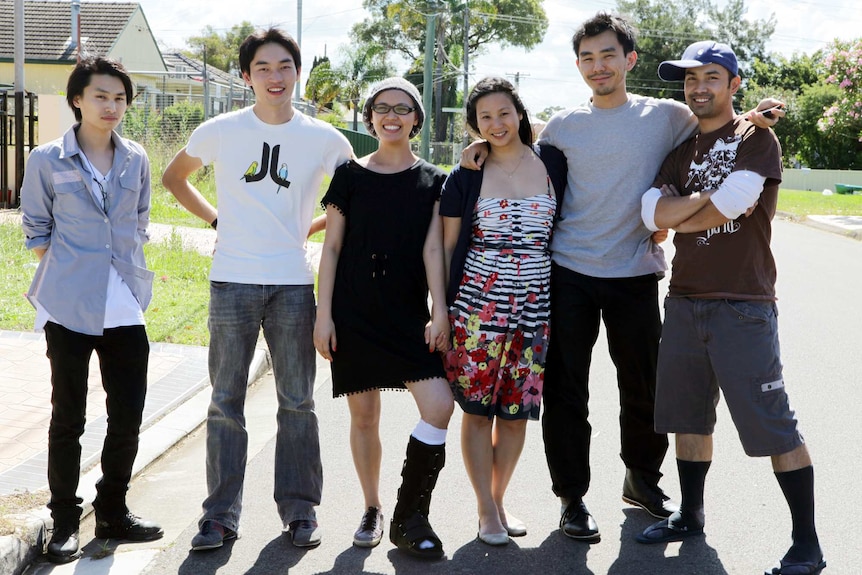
[783,169,862,192]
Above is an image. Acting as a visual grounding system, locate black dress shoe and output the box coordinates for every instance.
[94,512,164,541]
[622,469,679,519]
[47,523,82,564]
[560,499,600,542]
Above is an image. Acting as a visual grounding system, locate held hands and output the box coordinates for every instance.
[425,314,451,353]
[460,141,490,170]
[313,317,337,361]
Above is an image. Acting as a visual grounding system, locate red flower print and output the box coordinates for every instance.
[482,272,498,293]
[478,300,497,322]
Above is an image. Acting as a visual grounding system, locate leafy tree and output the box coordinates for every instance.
[616,0,775,100]
[185,22,255,75]
[801,83,862,169]
[306,45,394,130]
[747,52,821,94]
[305,58,340,111]
[535,105,564,122]
[743,53,820,167]
[353,0,549,141]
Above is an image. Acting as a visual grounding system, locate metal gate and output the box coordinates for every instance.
[1,91,37,209]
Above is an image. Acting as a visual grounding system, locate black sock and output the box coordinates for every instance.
[676,458,710,526]
[775,466,820,553]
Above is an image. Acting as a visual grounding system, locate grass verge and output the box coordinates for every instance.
[0,221,213,347]
[0,489,48,536]
[777,188,862,217]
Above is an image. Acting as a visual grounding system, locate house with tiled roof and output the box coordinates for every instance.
[0,0,166,95]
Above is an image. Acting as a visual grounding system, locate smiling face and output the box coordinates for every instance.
[243,42,299,112]
[474,91,523,151]
[369,89,419,144]
[683,63,740,131]
[576,29,637,108]
[72,74,127,133]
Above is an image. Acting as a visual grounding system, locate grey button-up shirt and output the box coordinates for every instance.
[21,125,154,336]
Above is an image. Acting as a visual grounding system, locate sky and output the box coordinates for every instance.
[136,0,862,115]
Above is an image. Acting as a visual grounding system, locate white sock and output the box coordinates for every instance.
[411,419,447,446]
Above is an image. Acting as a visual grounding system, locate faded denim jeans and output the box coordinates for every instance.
[201,282,321,532]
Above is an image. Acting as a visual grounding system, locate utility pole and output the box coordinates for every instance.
[13,0,25,207]
[462,3,469,150]
[295,0,302,102]
[420,4,437,161]
[506,71,529,90]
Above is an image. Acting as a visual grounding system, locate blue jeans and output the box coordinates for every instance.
[202,282,321,532]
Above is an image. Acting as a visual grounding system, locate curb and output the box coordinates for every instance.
[0,348,271,575]
[777,210,862,241]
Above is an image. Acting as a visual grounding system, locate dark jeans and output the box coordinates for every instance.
[542,264,667,501]
[44,321,149,525]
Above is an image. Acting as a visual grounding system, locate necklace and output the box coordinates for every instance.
[493,149,527,178]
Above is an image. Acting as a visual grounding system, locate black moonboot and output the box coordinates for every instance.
[389,436,446,560]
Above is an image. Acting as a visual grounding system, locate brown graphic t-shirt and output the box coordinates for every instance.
[654,117,782,300]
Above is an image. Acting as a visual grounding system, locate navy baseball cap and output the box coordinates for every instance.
[658,41,739,81]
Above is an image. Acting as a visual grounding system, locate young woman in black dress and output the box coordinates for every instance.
[314,77,453,559]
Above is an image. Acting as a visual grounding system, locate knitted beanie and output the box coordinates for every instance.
[362,77,425,139]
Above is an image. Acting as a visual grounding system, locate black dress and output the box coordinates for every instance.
[322,159,447,397]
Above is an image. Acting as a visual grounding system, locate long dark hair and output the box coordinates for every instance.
[465,77,533,146]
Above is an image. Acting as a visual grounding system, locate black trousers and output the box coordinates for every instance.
[542,264,667,501]
[44,321,149,524]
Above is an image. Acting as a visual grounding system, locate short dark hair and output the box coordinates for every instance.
[465,77,533,146]
[239,28,302,76]
[572,12,638,56]
[66,56,133,122]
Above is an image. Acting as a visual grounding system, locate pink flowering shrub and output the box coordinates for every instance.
[818,39,862,141]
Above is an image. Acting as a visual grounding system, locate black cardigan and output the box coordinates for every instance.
[439,143,568,306]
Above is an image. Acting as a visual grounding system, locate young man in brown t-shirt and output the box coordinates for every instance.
[637,41,825,575]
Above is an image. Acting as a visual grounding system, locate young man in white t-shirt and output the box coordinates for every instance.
[162,27,352,551]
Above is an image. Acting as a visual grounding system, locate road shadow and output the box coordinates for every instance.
[176,537,237,575]
[311,545,386,575]
[379,529,596,575]
[607,509,729,575]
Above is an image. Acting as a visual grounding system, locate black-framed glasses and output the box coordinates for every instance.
[93,178,109,213]
[371,103,415,115]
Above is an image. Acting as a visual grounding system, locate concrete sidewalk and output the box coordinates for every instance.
[0,331,270,575]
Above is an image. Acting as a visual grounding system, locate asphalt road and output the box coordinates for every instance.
[25,218,862,575]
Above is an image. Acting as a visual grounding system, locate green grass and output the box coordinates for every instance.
[0,222,38,331]
[0,222,213,346]
[777,188,862,217]
[143,231,212,346]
